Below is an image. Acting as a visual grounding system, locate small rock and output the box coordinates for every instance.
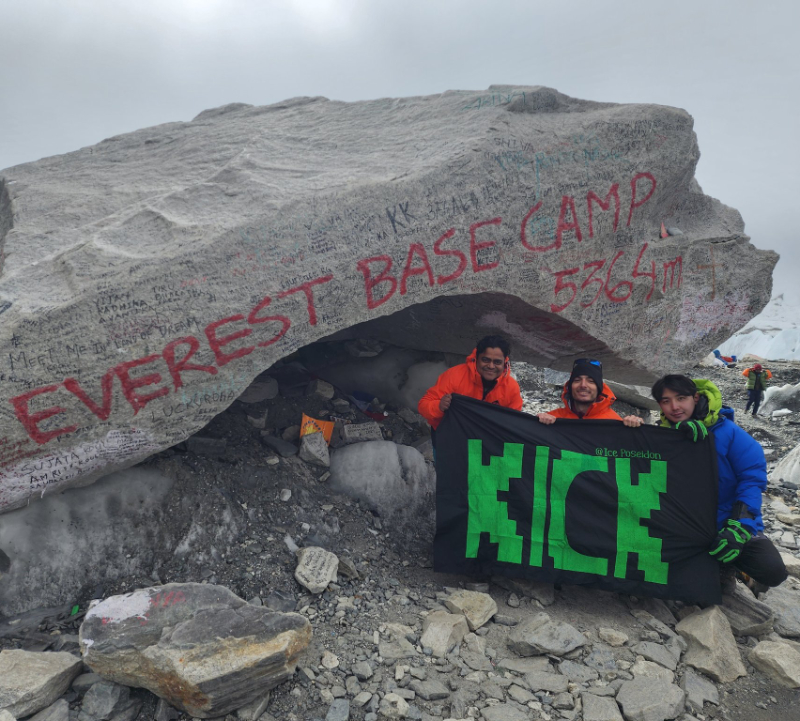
[28,699,70,721]
[341,422,384,444]
[420,612,468,658]
[558,659,599,683]
[322,651,340,669]
[582,693,623,721]
[616,678,685,721]
[409,679,449,700]
[749,640,800,688]
[0,650,82,718]
[282,425,300,442]
[508,612,586,657]
[630,658,673,683]
[155,697,182,721]
[680,669,719,712]
[307,379,335,399]
[598,628,629,647]
[780,552,800,579]
[264,589,296,613]
[496,657,552,674]
[524,671,569,694]
[279,488,292,502]
[480,704,530,721]
[325,698,350,721]
[379,693,409,719]
[77,681,135,721]
[676,606,747,682]
[236,692,271,720]
[299,432,330,467]
[352,692,372,708]
[295,546,339,594]
[351,661,373,681]
[633,642,677,671]
[444,590,497,631]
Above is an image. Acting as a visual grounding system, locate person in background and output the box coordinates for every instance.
[537,358,644,427]
[418,335,523,433]
[651,374,787,593]
[742,363,772,416]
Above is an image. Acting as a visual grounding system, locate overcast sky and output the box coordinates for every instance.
[2,0,797,300]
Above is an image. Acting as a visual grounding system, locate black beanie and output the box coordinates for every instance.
[569,359,603,392]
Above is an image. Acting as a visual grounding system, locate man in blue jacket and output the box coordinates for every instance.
[651,374,787,591]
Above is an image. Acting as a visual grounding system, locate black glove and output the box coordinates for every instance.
[709,519,752,563]
[675,420,708,442]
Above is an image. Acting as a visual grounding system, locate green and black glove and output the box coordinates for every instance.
[709,519,752,563]
[675,420,709,442]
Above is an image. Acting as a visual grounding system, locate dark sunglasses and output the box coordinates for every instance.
[479,356,505,366]
[573,358,602,369]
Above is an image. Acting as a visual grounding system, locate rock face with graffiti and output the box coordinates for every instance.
[0,86,777,512]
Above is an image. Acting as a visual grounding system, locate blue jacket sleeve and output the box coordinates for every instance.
[726,424,767,533]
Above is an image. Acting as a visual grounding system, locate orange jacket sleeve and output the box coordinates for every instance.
[418,368,456,427]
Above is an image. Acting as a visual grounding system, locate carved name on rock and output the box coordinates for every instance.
[0,86,776,511]
[294,546,339,594]
[78,583,311,718]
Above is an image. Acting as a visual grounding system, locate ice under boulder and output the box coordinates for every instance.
[763,383,800,416]
[329,440,433,516]
[0,86,776,512]
[774,444,800,488]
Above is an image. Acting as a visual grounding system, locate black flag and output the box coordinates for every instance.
[434,395,721,605]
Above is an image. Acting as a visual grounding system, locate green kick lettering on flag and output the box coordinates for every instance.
[434,394,722,606]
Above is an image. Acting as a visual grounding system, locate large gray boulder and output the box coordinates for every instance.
[0,86,776,512]
[78,583,311,718]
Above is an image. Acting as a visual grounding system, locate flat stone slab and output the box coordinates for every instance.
[524,670,569,693]
[616,678,685,721]
[582,693,623,721]
[0,650,82,718]
[78,583,311,718]
[295,546,339,594]
[508,612,586,657]
[341,422,383,444]
[680,669,719,711]
[0,86,775,514]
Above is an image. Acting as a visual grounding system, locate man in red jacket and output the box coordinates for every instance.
[418,335,523,430]
[537,358,643,427]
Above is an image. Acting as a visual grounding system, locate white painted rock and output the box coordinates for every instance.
[0,650,82,718]
[0,86,775,513]
[676,606,746,682]
[444,589,497,631]
[79,583,310,718]
[294,546,339,594]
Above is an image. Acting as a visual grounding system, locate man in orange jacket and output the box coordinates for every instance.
[537,358,643,427]
[418,335,523,430]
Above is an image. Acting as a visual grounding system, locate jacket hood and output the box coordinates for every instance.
[560,381,618,416]
[465,348,512,384]
[658,378,722,428]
